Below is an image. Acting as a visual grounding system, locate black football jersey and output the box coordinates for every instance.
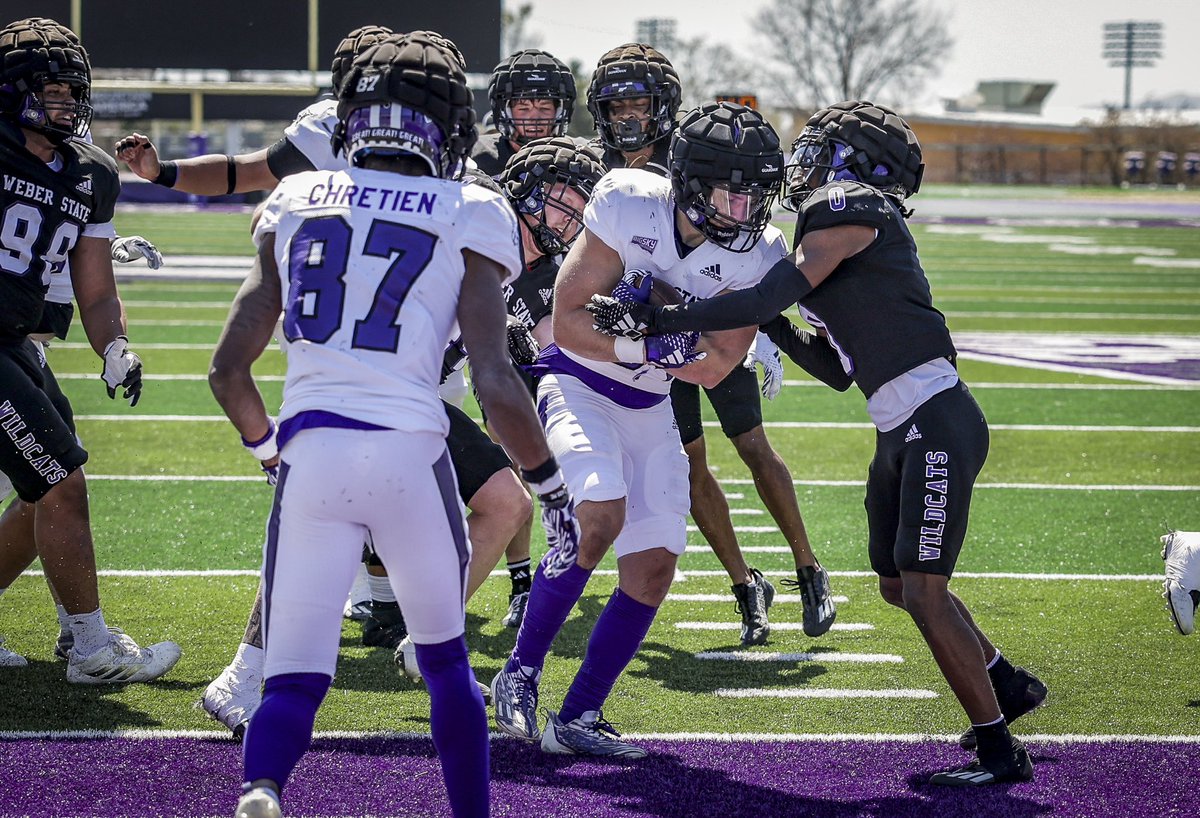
[591,136,670,178]
[504,254,558,328]
[470,131,518,179]
[0,122,119,344]
[794,181,955,397]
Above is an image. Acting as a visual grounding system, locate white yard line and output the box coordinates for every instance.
[696,651,904,663]
[22,569,1163,581]
[72,415,1200,433]
[718,478,1200,492]
[668,594,851,604]
[677,622,874,632]
[714,688,935,698]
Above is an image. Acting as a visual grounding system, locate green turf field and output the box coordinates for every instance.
[1,208,1197,743]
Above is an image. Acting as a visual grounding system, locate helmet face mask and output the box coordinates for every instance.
[671,102,783,253]
[489,49,575,145]
[501,136,606,257]
[0,18,93,144]
[586,44,681,153]
[782,101,924,212]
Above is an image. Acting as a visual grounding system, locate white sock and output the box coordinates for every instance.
[232,642,264,676]
[69,608,111,658]
[985,649,1002,670]
[56,604,70,635]
[368,573,396,604]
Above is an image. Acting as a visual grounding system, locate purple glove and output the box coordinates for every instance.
[645,331,705,369]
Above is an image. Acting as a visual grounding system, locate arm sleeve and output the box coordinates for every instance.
[760,314,853,391]
[266,137,317,180]
[653,255,812,333]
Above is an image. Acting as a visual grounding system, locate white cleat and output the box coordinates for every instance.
[394,635,421,682]
[234,786,282,818]
[66,630,181,685]
[540,709,647,759]
[0,637,27,667]
[200,661,263,738]
[1163,531,1200,635]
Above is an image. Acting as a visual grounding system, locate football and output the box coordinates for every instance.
[621,269,684,306]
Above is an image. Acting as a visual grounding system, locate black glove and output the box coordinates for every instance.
[506,316,541,367]
[586,295,658,339]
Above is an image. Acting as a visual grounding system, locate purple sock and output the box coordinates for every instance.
[506,556,592,673]
[559,588,658,724]
[243,672,331,794]
[415,635,489,818]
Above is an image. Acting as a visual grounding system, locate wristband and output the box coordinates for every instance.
[520,457,560,488]
[153,160,178,188]
[241,420,279,461]
[225,154,237,195]
[614,336,645,364]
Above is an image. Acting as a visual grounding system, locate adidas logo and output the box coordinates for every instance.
[697,263,722,281]
[75,176,93,195]
[904,424,922,443]
[538,287,554,305]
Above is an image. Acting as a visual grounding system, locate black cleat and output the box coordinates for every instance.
[960,667,1048,750]
[362,601,408,650]
[732,568,774,646]
[931,737,1034,787]
[502,591,529,629]
[783,564,837,637]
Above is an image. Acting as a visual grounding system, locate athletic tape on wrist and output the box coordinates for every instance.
[614,336,644,364]
[241,420,278,461]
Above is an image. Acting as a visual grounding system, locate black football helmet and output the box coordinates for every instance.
[0,17,91,144]
[500,136,605,256]
[782,100,924,211]
[331,32,476,178]
[330,26,393,94]
[587,43,681,152]
[670,102,783,253]
[489,50,575,144]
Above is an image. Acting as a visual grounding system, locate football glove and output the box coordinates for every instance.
[646,331,705,369]
[110,235,164,270]
[586,294,657,339]
[506,316,541,368]
[440,337,467,385]
[611,269,655,305]
[100,336,143,406]
[526,469,580,579]
[744,331,784,400]
[1162,530,1200,635]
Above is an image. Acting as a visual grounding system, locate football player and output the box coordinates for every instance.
[471,49,576,178]
[588,100,1047,785]
[0,17,180,681]
[588,44,836,645]
[112,28,533,735]
[491,103,786,758]
[1163,530,1200,635]
[215,32,579,818]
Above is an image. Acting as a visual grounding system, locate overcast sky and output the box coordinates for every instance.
[513,0,1199,111]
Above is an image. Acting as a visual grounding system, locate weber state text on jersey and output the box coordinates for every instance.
[793,180,955,398]
[0,121,119,343]
[254,167,521,437]
[569,168,787,395]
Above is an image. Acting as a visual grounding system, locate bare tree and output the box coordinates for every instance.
[501,2,544,57]
[672,36,760,110]
[753,0,953,109]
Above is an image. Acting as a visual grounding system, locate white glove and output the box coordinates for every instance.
[101,335,143,406]
[110,235,164,270]
[743,331,784,401]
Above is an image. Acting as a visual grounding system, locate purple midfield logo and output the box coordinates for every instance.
[953,332,1200,384]
[632,235,658,253]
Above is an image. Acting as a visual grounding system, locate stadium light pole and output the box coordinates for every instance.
[1102,20,1162,110]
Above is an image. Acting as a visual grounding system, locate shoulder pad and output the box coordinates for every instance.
[796,180,895,238]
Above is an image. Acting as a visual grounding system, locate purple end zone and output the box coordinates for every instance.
[0,736,1193,817]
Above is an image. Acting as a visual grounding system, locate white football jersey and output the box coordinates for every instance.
[255,167,522,435]
[282,99,343,172]
[573,168,788,395]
